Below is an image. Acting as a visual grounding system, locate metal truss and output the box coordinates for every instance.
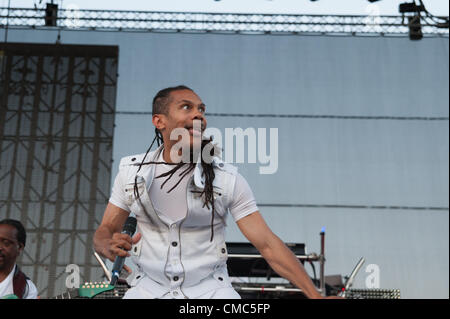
[0,43,118,298]
[0,7,448,36]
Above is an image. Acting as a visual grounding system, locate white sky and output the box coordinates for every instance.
[2,0,449,16]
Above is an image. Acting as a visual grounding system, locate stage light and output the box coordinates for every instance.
[398,2,426,40]
[45,3,58,26]
[399,2,425,13]
[408,15,423,40]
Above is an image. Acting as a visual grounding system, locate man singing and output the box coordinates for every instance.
[94,85,330,299]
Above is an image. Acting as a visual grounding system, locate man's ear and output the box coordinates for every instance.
[17,243,24,255]
[152,114,166,132]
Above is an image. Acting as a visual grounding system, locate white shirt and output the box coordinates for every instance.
[149,151,195,222]
[0,265,38,299]
[108,147,260,298]
[110,152,259,223]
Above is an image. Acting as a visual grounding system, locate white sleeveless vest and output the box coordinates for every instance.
[118,145,238,298]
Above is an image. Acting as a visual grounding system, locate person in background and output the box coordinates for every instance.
[0,219,38,299]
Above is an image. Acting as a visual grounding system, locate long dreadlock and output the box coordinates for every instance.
[133,86,219,242]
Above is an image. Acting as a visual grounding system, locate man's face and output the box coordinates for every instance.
[153,89,207,152]
[0,224,22,271]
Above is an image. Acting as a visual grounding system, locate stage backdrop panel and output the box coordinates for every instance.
[0,43,118,298]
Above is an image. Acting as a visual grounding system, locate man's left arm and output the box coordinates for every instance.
[236,211,324,299]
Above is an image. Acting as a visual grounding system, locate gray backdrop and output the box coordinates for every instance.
[2,28,448,298]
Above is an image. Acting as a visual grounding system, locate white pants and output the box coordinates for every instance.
[123,286,241,299]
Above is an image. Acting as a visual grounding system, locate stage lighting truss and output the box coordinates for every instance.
[0,7,448,37]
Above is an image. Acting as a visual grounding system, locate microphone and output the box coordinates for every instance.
[110,216,137,286]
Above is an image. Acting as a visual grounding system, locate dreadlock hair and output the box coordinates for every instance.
[134,86,219,241]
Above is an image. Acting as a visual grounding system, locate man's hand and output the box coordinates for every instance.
[94,203,141,273]
[105,232,142,261]
[104,232,142,273]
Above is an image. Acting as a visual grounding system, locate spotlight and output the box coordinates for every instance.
[399,2,425,13]
[408,15,423,40]
[45,3,58,27]
[398,2,426,40]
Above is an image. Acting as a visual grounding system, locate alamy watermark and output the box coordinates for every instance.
[365,264,380,288]
[169,120,279,175]
[65,262,381,291]
[364,3,382,32]
[64,3,82,29]
[65,264,80,289]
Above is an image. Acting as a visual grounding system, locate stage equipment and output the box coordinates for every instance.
[344,288,401,299]
[44,3,58,26]
[0,7,446,36]
[227,230,326,299]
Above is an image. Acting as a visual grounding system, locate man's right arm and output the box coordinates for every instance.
[93,203,139,262]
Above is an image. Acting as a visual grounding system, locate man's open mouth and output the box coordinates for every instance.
[188,127,202,134]
[185,125,204,135]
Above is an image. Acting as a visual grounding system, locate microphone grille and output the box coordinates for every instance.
[123,216,137,234]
